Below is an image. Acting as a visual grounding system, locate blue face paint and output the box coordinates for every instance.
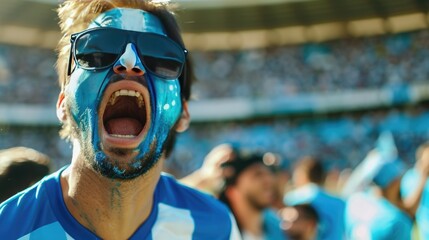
[66,8,183,179]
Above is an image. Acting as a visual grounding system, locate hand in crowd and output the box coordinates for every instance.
[180,143,236,194]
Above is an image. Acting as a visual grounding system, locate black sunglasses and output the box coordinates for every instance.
[67,27,187,80]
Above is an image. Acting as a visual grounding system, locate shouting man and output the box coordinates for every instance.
[0,1,240,239]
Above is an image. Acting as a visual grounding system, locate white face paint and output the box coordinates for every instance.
[119,43,139,71]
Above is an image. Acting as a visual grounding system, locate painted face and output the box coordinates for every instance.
[65,8,183,179]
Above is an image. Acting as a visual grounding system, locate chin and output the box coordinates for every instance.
[91,154,152,180]
[79,135,165,180]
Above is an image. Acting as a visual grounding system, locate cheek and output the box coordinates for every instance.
[236,177,255,193]
[152,79,182,124]
[66,69,109,120]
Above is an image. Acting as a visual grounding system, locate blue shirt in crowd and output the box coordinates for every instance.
[400,168,429,240]
[263,209,288,240]
[344,191,412,240]
[284,184,345,240]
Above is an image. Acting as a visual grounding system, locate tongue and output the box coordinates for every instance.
[106,118,143,136]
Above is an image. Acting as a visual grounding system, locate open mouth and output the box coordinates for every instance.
[103,89,146,138]
[99,79,150,147]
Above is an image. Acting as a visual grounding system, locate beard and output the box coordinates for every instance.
[65,99,179,181]
[89,139,160,180]
[245,191,272,211]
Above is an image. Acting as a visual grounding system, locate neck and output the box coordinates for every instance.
[230,196,264,237]
[61,142,162,239]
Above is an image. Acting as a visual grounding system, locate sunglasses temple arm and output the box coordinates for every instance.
[67,48,73,76]
[181,51,188,98]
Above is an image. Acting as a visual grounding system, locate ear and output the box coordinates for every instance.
[176,100,190,132]
[56,92,67,122]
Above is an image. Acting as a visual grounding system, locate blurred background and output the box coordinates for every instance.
[1,0,429,179]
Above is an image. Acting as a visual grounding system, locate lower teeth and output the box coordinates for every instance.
[110,134,136,138]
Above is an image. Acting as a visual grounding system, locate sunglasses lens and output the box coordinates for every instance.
[75,31,121,69]
[143,56,182,79]
[137,34,185,79]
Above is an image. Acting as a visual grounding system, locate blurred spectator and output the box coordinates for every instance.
[284,156,345,240]
[219,150,286,240]
[344,151,412,240]
[180,143,236,195]
[269,152,290,211]
[343,132,417,240]
[279,204,319,240]
[0,146,51,202]
[400,142,429,240]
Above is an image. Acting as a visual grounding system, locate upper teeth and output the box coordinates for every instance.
[109,89,144,107]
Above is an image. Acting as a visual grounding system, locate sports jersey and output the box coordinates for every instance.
[284,184,345,240]
[400,168,429,240]
[344,191,412,240]
[0,166,241,240]
[262,209,287,240]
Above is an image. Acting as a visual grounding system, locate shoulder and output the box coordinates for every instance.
[316,189,346,208]
[285,185,345,208]
[284,184,318,205]
[158,173,229,213]
[0,169,62,238]
[155,174,239,239]
[369,200,412,240]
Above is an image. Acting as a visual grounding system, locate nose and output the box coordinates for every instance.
[113,43,145,76]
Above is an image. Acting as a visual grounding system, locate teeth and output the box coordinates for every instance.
[136,96,144,108]
[109,89,144,107]
[110,134,136,138]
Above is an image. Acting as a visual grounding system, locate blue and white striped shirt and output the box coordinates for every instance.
[0,167,240,240]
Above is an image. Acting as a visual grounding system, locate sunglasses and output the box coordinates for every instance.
[67,27,187,80]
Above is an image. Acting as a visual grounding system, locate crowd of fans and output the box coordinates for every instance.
[191,30,429,99]
[0,125,69,170]
[0,45,58,104]
[169,107,429,177]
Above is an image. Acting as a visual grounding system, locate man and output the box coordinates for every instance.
[284,156,345,240]
[219,150,286,240]
[0,147,50,202]
[0,1,240,239]
[400,142,429,240]
[344,150,413,240]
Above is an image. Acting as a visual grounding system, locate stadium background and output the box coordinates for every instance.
[1,0,429,178]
